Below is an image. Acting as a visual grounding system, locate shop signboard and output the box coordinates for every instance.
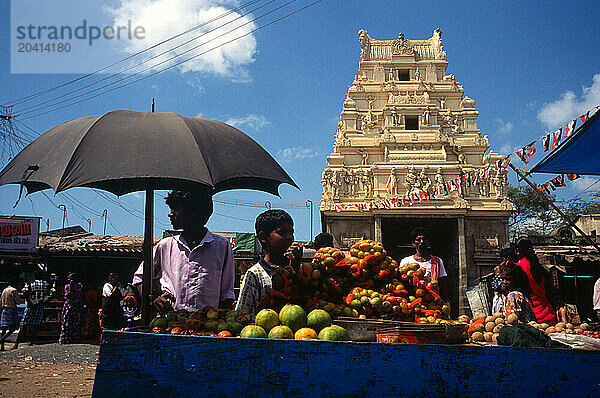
[0,216,40,253]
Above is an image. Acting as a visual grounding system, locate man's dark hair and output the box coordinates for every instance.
[255,210,293,236]
[166,190,213,223]
[410,227,430,242]
[314,232,334,250]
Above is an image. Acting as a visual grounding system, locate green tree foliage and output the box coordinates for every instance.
[507,185,600,239]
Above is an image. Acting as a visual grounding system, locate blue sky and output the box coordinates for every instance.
[1,0,599,240]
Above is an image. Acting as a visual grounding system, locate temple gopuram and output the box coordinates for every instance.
[320,29,514,313]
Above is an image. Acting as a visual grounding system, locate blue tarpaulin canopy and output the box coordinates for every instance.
[531,111,600,175]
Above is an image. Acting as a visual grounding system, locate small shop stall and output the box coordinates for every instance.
[92,238,600,397]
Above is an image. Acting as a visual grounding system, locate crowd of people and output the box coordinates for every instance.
[0,190,597,349]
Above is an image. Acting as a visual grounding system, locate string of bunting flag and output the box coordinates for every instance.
[500,104,600,192]
[334,166,494,212]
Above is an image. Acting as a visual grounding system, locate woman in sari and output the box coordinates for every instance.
[59,272,83,344]
[515,238,556,325]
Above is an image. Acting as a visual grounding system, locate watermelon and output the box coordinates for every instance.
[255,309,280,332]
[240,325,267,338]
[318,325,349,341]
[279,305,307,333]
[268,325,294,339]
[306,309,332,333]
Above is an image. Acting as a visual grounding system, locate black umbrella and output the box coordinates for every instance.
[0,109,298,321]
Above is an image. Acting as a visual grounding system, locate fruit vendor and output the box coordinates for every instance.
[133,190,235,313]
[235,210,303,314]
[400,227,448,300]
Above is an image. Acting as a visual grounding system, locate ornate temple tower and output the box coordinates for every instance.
[320,29,514,314]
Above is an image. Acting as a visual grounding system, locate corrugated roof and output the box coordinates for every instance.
[38,233,161,255]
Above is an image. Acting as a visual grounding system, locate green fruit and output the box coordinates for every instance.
[166,311,177,322]
[342,307,353,317]
[204,319,219,332]
[150,317,167,328]
[350,299,361,309]
[228,321,244,336]
[360,296,370,306]
[268,325,294,339]
[370,297,382,308]
[307,309,332,334]
[255,309,280,332]
[318,325,349,341]
[279,305,307,333]
[279,304,293,321]
[240,325,267,338]
[217,322,230,333]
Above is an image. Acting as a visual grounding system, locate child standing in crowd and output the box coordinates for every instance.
[235,210,303,314]
[499,262,536,323]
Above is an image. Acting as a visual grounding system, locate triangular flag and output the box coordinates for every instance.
[455,177,462,195]
[579,112,589,125]
[501,155,511,169]
[515,148,529,165]
[566,173,580,181]
[541,134,551,151]
[564,120,576,138]
[550,174,566,188]
[551,128,562,150]
[524,141,536,157]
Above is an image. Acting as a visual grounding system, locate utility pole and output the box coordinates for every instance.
[58,204,67,235]
[101,209,107,235]
[306,200,313,242]
[86,218,92,232]
[44,218,50,231]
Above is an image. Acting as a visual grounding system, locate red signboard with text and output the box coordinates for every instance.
[0,216,40,253]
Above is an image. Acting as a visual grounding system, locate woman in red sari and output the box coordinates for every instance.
[515,238,556,325]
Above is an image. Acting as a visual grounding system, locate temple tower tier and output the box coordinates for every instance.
[321,29,514,315]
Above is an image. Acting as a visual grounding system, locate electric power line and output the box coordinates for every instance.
[18,0,322,120]
[4,0,266,107]
[13,0,281,116]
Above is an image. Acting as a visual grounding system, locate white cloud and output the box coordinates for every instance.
[105,0,257,79]
[499,143,516,155]
[537,73,600,129]
[570,176,600,192]
[195,112,204,118]
[495,118,513,134]
[225,114,270,131]
[277,146,318,163]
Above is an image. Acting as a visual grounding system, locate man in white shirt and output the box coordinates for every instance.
[400,227,448,300]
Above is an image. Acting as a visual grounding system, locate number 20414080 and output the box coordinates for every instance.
[18,42,71,52]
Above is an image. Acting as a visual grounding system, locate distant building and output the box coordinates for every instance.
[553,214,600,242]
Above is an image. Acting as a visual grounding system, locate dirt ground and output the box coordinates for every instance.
[0,343,98,398]
[0,361,96,398]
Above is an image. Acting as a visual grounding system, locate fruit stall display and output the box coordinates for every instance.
[148,307,254,336]
[260,240,453,325]
[462,312,596,343]
[241,305,349,341]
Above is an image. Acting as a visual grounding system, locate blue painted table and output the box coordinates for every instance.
[93,330,600,397]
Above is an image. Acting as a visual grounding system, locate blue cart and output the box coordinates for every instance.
[93,330,600,397]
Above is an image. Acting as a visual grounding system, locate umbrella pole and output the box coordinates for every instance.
[142,188,154,324]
